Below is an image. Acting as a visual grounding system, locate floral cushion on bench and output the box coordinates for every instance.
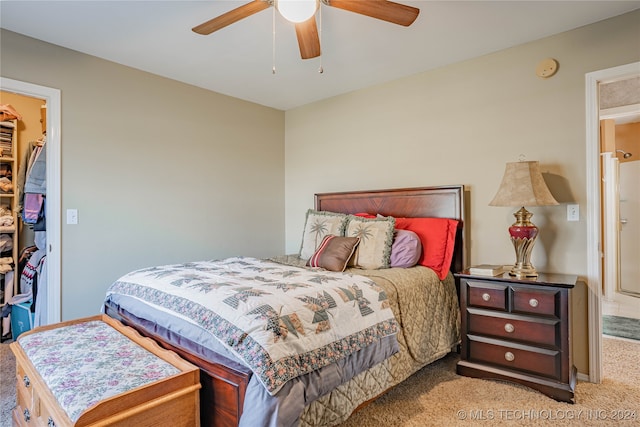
[17,320,180,422]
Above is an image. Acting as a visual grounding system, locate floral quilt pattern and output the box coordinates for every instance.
[17,320,180,422]
[106,257,399,394]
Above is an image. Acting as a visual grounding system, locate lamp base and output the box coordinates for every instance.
[508,207,539,279]
[508,263,539,278]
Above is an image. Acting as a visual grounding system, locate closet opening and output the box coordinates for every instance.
[0,92,47,341]
[0,77,61,334]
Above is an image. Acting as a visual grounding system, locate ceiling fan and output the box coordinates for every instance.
[192,0,420,60]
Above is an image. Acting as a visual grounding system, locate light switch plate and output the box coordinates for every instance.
[66,209,78,225]
[567,204,579,221]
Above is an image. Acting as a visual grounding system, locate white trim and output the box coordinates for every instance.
[600,103,640,124]
[576,372,590,383]
[601,153,618,301]
[585,61,640,384]
[0,77,61,325]
[603,294,640,319]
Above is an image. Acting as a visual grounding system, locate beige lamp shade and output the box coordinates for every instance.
[489,160,558,278]
[489,161,558,207]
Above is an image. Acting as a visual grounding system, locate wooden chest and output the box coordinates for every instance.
[10,314,201,426]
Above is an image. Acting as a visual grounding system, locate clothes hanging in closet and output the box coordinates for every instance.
[0,232,47,331]
[17,138,47,229]
[24,138,46,194]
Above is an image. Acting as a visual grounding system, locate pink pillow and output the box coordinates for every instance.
[394,217,459,280]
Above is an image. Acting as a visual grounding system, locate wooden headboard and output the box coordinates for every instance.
[315,185,467,274]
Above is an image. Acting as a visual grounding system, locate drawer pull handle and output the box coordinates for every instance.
[504,323,515,333]
[23,375,30,388]
[529,298,539,308]
[482,293,491,301]
[48,417,56,427]
[504,351,515,362]
[23,408,31,422]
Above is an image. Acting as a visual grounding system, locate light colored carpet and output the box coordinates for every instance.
[339,337,640,427]
[1,337,638,426]
[0,341,15,427]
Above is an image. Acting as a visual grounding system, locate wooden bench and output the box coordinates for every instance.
[10,314,201,426]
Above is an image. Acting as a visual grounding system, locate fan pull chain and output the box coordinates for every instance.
[318,6,323,74]
[272,7,276,74]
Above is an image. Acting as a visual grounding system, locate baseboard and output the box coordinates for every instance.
[602,298,640,320]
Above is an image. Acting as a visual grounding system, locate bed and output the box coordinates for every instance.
[103,185,467,427]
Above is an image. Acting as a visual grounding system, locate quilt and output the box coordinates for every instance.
[106,256,399,395]
[295,259,461,426]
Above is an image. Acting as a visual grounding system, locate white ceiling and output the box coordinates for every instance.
[2,1,639,110]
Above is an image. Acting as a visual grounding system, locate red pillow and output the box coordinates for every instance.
[394,217,459,280]
[354,212,376,218]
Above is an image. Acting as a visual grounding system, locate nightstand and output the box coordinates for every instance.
[454,270,577,403]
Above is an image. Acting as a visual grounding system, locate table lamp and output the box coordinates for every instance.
[489,161,558,278]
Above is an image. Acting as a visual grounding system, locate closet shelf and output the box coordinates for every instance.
[0,118,19,339]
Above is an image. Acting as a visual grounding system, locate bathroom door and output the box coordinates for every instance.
[618,160,640,296]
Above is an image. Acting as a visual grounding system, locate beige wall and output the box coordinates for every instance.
[1,29,285,320]
[284,10,640,375]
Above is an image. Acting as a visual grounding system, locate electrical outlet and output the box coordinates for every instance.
[567,204,579,222]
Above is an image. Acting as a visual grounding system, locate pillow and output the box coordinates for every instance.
[306,235,360,272]
[345,215,395,269]
[354,212,376,218]
[390,229,422,268]
[299,210,348,260]
[394,217,459,280]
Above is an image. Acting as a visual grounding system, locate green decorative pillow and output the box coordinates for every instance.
[306,235,360,272]
[345,215,395,269]
[299,210,349,260]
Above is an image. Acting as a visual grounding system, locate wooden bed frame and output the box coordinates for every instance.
[105,185,467,427]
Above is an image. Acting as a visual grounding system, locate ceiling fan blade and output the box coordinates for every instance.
[295,17,321,59]
[192,0,271,35]
[326,0,419,26]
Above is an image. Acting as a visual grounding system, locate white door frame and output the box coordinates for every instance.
[585,61,640,383]
[601,153,618,302]
[0,77,61,325]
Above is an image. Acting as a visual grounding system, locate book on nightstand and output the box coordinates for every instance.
[467,264,506,276]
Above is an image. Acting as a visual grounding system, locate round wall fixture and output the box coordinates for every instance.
[536,58,559,78]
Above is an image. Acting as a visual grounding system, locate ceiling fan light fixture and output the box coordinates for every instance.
[276,0,319,23]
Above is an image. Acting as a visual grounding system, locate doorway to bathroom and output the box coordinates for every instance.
[586,62,640,384]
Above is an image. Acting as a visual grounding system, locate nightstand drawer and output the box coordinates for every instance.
[467,281,508,311]
[513,287,560,317]
[467,308,560,347]
[467,335,561,380]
